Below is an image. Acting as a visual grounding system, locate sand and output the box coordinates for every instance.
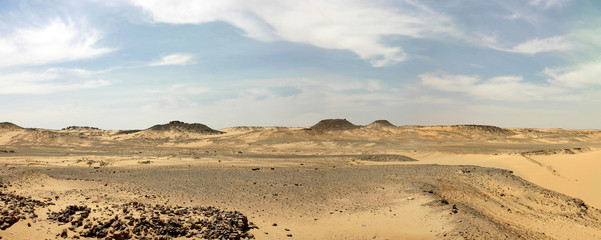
[2,121,601,239]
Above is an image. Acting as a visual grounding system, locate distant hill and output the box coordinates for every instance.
[311,119,359,131]
[366,120,395,128]
[0,122,23,131]
[147,121,223,135]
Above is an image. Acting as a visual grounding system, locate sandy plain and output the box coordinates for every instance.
[1,120,601,239]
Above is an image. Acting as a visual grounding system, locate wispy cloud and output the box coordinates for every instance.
[407,95,456,105]
[508,36,572,54]
[529,0,571,8]
[474,35,572,55]
[0,19,113,67]
[0,69,110,94]
[419,71,565,101]
[543,59,601,88]
[128,0,457,67]
[149,53,195,66]
[144,84,209,95]
[0,78,109,94]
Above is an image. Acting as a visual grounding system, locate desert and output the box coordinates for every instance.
[3,1,600,239]
[1,119,601,239]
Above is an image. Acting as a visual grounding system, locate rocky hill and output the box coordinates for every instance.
[311,119,359,131]
[147,121,223,135]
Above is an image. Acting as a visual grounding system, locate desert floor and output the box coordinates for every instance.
[2,120,601,239]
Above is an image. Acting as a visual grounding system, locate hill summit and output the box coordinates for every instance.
[147,121,223,134]
[311,119,359,131]
[367,120,395,128]
[0,122,23,131]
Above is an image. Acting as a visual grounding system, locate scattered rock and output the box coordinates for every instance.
[60,229,68,238]
[451,125,515,136]
[357,154,417,162]
[451,204,458,214]
[0,187,47,230]
[522,148,590,156]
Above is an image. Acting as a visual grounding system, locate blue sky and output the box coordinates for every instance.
[1,0,600,129]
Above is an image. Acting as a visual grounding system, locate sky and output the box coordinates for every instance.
[1,0,600,130]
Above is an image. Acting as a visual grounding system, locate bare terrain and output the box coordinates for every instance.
[2,119,601,239]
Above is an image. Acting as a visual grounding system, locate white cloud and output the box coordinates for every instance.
[0,69,110,94]
[419,71,565,101]
[420,72,479,92]
[475,35,573,55]
[0,19,113,67]
[408,95,455,105]
[129,0,456,67]
[529,0,570,8]
[0,71,58,83]
[144,84,209,95]
[543,60,601,88]
[509,36,572,55]
[149,53,195,66]
[0,78,109,94]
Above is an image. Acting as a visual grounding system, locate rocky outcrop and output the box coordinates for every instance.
[366,120,395,128]
[311,119,359,131]
[451,125,515,135]
[147,121,223,135]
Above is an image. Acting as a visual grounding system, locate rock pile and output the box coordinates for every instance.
[48,202,255,239]
[1,178,255,239]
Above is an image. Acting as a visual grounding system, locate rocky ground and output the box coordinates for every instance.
[2,155,601,239]
[0,171,256,240]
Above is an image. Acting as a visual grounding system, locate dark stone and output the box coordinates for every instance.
[60,229,68,238]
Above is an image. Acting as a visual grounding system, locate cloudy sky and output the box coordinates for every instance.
[1,0,600,129]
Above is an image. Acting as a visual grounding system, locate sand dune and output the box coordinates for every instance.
[2,120,601,239]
